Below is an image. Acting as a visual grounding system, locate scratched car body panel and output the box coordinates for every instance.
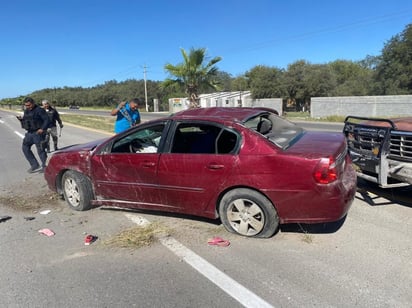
[45,107,356,238]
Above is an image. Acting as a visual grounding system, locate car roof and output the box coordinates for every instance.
[170,107,275,123]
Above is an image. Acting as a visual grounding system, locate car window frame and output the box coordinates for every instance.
[166,120,241,155]
[97,120,171,155]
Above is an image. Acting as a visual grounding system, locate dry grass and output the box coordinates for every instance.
[103,222,170,249]
[301,232,314,244]
[0,191,61,212]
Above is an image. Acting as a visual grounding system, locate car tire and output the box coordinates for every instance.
[218,188,279,238]
[61,170,94,211]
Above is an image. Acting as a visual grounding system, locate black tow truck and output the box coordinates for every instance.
[343,116,412,188]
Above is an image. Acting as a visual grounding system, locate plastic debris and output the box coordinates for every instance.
[0,216,12,223]
[39,210,51,215]
[38,228,55,236]
[207,236,230,247]
[84,234,98,245]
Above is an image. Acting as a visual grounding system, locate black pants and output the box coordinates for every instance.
[22,131,47,169]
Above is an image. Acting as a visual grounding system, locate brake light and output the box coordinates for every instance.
[313,157,338,184]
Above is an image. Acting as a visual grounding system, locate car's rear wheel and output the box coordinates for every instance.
[218,188,279,238]
[61,170,93,211]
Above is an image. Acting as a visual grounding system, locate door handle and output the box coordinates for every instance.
[142,161,156,168]
[207,164,224,170]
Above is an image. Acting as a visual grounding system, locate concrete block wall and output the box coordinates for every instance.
[311,95,412,118]
[244,98,283,113]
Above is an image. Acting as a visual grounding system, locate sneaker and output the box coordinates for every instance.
[27,166,41,173]
[38,167,45,173]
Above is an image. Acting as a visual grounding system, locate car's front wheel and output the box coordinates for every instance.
[218,188,279,238]
[61,170,94,211]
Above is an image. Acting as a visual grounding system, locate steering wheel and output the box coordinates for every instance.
[142,138,156,146]
[129,140,142,153]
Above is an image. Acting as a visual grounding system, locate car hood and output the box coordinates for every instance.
[59,138,109,153]
[286,131,346,158]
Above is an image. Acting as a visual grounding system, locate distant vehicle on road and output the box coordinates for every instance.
[69,105,80,110]
[44,107,356,238]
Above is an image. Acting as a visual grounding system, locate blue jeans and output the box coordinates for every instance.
[22,132,47,169]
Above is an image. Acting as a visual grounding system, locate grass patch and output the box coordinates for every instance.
[283,112,346,123]
[322,115,346,122]
[301,233,314,244]
[0,192,61,212]
[60,114,115,133]
[103,222,170,249]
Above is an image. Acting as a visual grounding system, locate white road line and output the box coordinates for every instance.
[15,131,24,139]
[125,213,274,308]
[0,118,25,139]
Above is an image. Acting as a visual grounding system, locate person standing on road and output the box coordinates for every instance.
[110,98,141,133]
[42,99,63,152]
[16,97,50,173]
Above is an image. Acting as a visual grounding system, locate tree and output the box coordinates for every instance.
[283,60,337,110]
[215,71,233,92]
[232,75,249,92]
[163,47,222,108]
[374,23,412,94]
[303,64,337,99]
[246,65,284,99]
[329,60,374,96]
[283,60,309,106]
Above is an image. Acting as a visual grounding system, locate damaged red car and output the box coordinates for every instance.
[44,107,356,238]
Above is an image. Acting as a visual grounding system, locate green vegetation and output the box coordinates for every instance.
[60,114,115,133]
[163,47,222,108]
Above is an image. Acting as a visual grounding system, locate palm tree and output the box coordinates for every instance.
[163,47,222,108]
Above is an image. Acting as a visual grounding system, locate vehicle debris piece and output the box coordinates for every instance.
[39,210,51,215]
[0,215,12,223]
[84,234,97,245]
[38,228,55,236]
[207,236,230,247]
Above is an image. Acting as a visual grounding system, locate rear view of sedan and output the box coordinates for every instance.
[44,107,357,238]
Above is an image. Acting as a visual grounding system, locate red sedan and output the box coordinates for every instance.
[44,107,356,238]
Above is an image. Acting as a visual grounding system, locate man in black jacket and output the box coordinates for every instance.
[42,99,63,152]
[16,97,50,173]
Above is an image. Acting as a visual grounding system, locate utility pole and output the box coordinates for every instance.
[143,65,148,112]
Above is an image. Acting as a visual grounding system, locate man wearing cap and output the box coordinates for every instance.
[16,97,50,173]
[42,99,63,152]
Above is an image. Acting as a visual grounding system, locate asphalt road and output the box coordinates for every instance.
[0,109,411,307]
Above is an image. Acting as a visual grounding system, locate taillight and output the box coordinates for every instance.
[313,157,338,184]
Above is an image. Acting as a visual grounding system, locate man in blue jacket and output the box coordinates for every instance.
[110,98,141,133]
[16,97,50,173]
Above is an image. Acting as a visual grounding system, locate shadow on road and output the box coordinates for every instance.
[280,216,347,235]
[356,178,412,208]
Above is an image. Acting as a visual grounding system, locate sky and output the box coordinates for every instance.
[1,0,411,99]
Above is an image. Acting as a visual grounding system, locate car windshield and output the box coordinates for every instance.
[244,113,304,149]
